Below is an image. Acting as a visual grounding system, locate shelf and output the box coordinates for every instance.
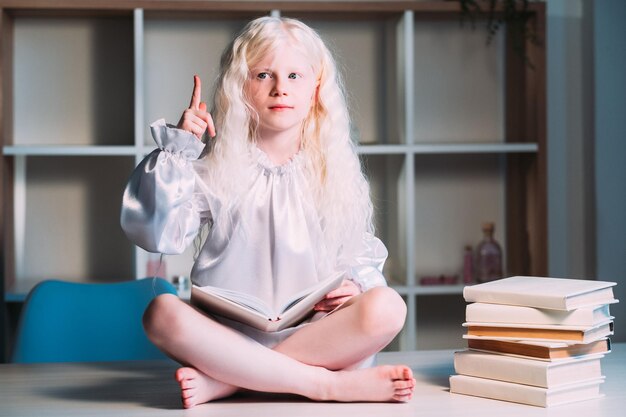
[357,143,538,155]
[3,142,539,157]
[3,145,139,156]
[392,285,465,296]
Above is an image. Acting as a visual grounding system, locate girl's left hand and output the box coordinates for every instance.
[314,279,361,312]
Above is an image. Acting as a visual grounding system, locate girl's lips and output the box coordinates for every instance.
[269,105,293,110]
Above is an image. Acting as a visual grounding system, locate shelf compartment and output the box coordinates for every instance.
[142,14,256,145]
[12,15,134,146]
[284,12,403,145]
[5,156,136,299]
[413,153,507,283]
[415,293,466,350]
[360,153,406,286]
[413,18,505,143]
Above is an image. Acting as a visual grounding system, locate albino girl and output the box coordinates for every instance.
[121,16,414,408]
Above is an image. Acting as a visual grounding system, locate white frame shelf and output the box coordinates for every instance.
[1,2,547,353]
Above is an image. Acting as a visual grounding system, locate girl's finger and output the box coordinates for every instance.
[182,117,207,139]
[315,296,351,311]
[197,102,216,137]
[189,75,202,109]
[205,112,216,138]
[325,282,359,299]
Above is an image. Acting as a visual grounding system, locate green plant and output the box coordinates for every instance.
[458,0,539,66]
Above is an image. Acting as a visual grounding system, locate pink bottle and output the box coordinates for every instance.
[475,222,503,283]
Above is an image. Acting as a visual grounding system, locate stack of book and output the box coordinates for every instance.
[450,276,618,407]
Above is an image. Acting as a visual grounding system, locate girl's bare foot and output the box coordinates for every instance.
[175,367,238,408]
[318,365,416,402]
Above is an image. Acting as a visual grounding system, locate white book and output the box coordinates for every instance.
[463,276,618,310]
[454,350,603,388]
[190,272,344,332]
[449,374,605,407]
[466,302,613,326]
[463,320,613,344]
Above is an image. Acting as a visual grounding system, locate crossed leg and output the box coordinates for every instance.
[143,286,414,408]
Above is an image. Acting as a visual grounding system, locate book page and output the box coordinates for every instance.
[279,271,345,314]
[196,286,276,318]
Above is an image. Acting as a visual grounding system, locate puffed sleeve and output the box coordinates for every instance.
[120,119,206,254]
[345,232,389,292]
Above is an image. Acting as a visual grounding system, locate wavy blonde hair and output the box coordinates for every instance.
[200,16,373,262]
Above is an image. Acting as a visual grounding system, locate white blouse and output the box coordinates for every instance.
[121,119,388,346]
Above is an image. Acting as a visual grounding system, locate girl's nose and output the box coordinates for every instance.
[271,77,288,96]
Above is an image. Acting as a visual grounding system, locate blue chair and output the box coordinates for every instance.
[11,278,177,363]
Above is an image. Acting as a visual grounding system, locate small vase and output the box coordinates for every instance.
[475,222,503,283]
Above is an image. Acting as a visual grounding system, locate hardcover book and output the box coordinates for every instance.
[449,374,605,407]
[463,276,617,311]
[191,272,344,332]
[465,302,613,327]
[467,338,611,361]
[454,350,603,388]
[463,321,613,344]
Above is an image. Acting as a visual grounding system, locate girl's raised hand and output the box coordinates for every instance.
[177,75,216,139]
[313,279,361,312]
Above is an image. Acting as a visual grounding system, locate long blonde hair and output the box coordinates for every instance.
[200,16,373,262]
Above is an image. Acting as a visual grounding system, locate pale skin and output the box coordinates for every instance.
[145,45,415,408]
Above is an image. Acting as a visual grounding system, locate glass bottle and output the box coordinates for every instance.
[475,222,503,282]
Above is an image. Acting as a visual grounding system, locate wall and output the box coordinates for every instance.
[548,0,626,342]
[547,0,596,281]
[594,0,626,341]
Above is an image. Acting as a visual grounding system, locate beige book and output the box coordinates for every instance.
[463,276,617,311]
[466,338,611,361]
[465,302,613,326]
[454,350,603,387]
[463,320,613,343]
[449,374,605,407]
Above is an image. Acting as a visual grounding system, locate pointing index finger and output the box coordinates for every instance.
[189,75,202,109]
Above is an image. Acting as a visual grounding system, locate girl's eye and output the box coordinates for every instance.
[257,72,271,80]
[288,73,300,80]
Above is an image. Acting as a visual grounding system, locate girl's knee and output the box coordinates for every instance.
[143,293,183,340]
[359,287,406,337]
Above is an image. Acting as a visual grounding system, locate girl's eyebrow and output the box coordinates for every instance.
[251,65,310,73]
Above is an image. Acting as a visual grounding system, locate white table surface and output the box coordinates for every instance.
[1,344,624,417]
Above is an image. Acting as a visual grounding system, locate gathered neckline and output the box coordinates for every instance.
[252,146,303,176]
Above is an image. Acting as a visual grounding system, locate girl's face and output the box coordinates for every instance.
[246,43,318,141]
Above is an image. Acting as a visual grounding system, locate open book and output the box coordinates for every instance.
[190,272,345,332]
